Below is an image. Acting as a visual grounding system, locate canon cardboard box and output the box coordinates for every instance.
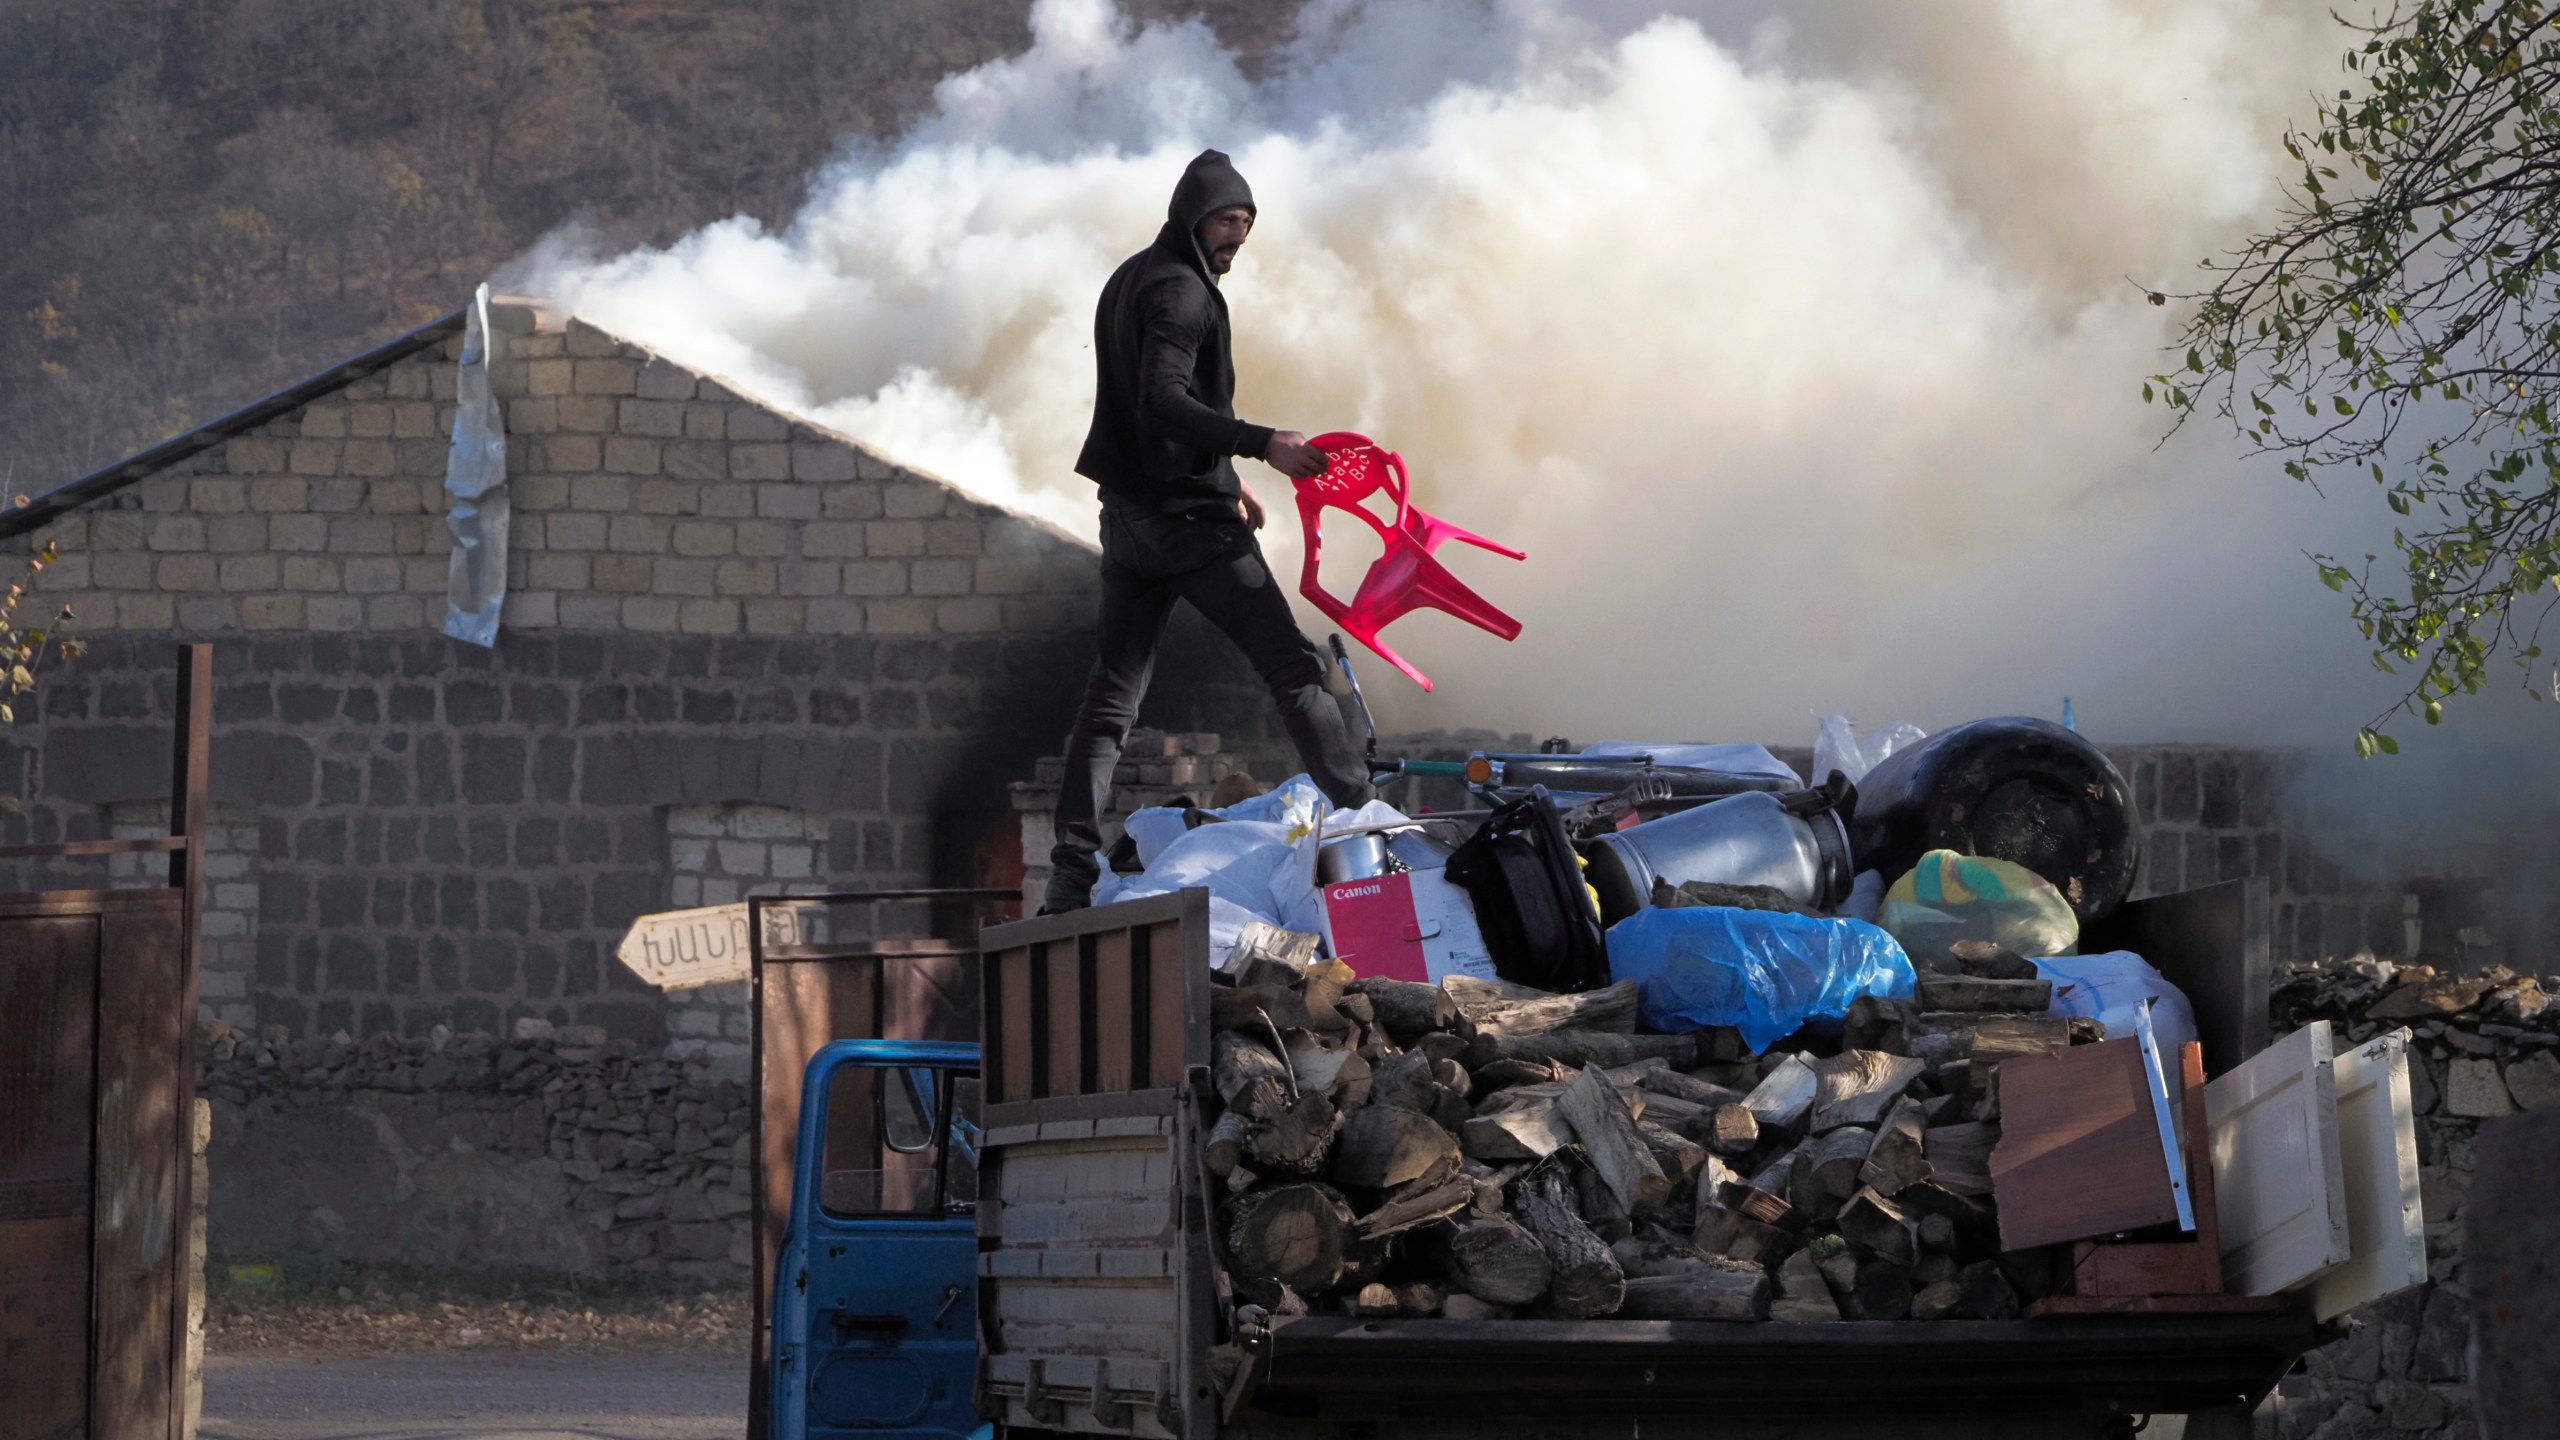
[1321,868,1498,986]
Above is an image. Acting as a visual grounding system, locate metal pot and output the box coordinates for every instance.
[1316,833,1392,884]
[1583,789,1854,925]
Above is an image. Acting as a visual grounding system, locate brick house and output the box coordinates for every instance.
[2,295,1290,1058]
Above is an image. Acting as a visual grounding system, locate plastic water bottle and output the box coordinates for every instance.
[2061,697,2077,732]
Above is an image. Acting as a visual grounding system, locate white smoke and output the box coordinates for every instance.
[514,0,2549,750]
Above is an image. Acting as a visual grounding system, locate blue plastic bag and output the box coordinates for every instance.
[1606,907,1916,1052]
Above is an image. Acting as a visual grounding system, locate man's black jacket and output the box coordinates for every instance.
[1074,149,1276,515]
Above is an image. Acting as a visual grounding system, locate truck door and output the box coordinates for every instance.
[772,1041,981,1440]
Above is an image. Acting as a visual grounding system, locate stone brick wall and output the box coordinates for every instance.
[2248,958,2559,1438]
[0,299,1292,1043]
[196,1020,752,1280]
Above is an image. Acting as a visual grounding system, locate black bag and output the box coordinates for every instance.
[1447,787,1610,993]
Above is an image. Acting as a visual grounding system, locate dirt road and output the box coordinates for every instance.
[200,1352,744,1440]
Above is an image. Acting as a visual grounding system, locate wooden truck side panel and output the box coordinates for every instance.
[978,891,1221,1440]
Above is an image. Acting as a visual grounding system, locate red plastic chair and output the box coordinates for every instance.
[1292,432,1525,692]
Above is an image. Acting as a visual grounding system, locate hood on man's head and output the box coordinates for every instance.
[1168,149,1255,232]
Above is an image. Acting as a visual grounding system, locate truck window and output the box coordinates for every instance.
[817,1064,977,1217]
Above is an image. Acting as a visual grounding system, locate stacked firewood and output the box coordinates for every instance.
[1206,942,2101,1325]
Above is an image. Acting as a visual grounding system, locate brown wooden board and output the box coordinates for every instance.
[2065,1043,2226,1300]
[0,914,100,1440]
[1990,1038,2179,1251]
[91,900,188,1440]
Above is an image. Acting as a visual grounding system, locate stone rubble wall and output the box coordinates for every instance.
[2253,956,2560,1438]
[196,1018,754,1280]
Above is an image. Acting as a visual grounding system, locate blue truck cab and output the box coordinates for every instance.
[769,1039,985,1440]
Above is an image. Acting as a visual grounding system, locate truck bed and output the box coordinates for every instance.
[974,890,2320,1440]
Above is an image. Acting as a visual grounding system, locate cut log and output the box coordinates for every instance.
[1693,1201,1796,1266]
[1332,1105,1459,1189]
[1741,1054,1818,1131]
[1474,1057,1574,1090]
[1212,984,1348,1037]
[1243,1092,1341,1178]
[1205,1108,1250,1177]
[1573,1164,1633,1241]
[1807,1050,1927,1132]
[1635,1119,1707,1182]
[1609,1236,1706,1279]
[1301,959,1358,1023]
[1390,1282,1444,1317]
[1840,1256,1913,1321]
[1897,1181,2001,1258]
[1461,1098,1570,1162]
[1921,1121,1998,1197]
[1358,1176,1473,1238]
[1950,939,2041,980]
[1843,993,1913,1054]
[1631,1068,1747,1110]
[1226,1165,1259,1196]
[1444,976,1639,1038]
[1910,1279,1963,1320]
[1415,1032,1470,1066]
[1557,1069,1671,1217]
[1368,1050,1439,1114]
[1917,1213,1956,1252]
[1615,1264,1772,1321]
[1834,1187,1918,1268]
[1806,1233,1858,1293]
[1857,1097,1933,1196]
[1429,1085,1472,1134]
[1349,1282,1400,1317]
[1442,1214,1554,1306]
[1598,1057,1673,1087]
[1229,954,1312,991]
[1747,1148,1800,1199]
[1512,1163,1625,1318]
[1907,1012,2071,1062]
[1769,1248,1841,1321]
[1721,1183,1795,1230]
[1213,1030,1295,1118]
[1790,1125,1874,1220]
[1287,1040,1374,1109]
[1464,1030,1698,1074]
[1441,1294,1509,1320]
[1915,975,2054,1013]
[1227,1184,1355,1295]
[1954,1258,2023,1319]
[1701,1103,1760,1156]
[1347,977,1459,1038]
[1913,1253,1957,1286]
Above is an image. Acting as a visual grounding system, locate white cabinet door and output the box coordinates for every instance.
[2311,1028,2428,1320]
[2206,1020,2351,1295]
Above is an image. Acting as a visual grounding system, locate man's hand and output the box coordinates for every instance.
[1262,430,1328,480]
[1238,480,1268,530]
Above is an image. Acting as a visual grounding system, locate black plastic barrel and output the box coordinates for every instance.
[1846,716,2140,922]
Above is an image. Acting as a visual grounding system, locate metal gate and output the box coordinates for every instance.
[0,644,210,1440]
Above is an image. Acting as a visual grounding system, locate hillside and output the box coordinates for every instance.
[0,0,1292,496]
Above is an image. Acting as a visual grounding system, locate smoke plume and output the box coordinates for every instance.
[513,0,2548,755]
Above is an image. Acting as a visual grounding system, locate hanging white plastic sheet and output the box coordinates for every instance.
[441,283,509,647]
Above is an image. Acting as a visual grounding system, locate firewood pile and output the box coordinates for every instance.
[1206,943,2105,1327]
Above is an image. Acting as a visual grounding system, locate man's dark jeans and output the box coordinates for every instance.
[1046,498,1376,911]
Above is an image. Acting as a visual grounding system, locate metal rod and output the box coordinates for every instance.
[0,836,189,860]
[2133,996,2198,1233]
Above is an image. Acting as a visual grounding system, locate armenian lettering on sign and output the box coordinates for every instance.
[615,902,762,990]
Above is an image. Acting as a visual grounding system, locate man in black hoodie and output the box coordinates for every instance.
[1045,148,1377,912]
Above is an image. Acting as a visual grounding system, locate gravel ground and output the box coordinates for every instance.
[201,1268,750,1438]
[200,1352,745,1440]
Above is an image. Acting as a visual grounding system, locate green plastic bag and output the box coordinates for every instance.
[1879,850,2079,963]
